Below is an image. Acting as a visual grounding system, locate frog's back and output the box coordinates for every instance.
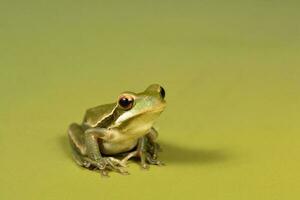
[83,103,117,128]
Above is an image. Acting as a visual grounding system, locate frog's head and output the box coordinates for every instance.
[112,84,166,133]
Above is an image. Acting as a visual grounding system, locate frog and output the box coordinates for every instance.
[67,84,166,176]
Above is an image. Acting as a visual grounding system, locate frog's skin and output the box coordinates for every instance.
[68,84,166,176]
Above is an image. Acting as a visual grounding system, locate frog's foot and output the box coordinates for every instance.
[135,137,164,169]
[147,142,162,160]
[139,150,164,169]
[85,157,129,176]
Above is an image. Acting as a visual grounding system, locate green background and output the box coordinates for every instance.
[1,1,299,199]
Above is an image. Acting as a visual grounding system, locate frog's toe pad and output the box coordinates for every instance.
[141,163,150,170]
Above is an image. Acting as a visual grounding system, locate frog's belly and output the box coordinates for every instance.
[100,125,152,155]
[101,139,138,155]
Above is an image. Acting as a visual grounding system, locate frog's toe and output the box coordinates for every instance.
[146,153,165,166]
[152,153,158,160]
[100,170,110,177]
[141,163,150,170]
[99,165,128,177]
[82,161,92,168]
[151,159,165,166]
[98,157,129,175]
[108,162,129,174]
[119,160,129,168]
[119,168,130,175]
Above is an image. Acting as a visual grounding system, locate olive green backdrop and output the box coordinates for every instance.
[0,1,299,199]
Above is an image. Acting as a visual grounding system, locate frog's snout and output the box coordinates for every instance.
[146,84,166,99]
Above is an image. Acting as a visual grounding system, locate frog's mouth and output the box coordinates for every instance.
[112,103,166,128]
[150,104,166,114]
[137,101,166,116]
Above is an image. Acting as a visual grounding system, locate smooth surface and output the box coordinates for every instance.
[0,1,299,199]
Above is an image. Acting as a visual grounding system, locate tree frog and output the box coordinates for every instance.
[68,84,166,176]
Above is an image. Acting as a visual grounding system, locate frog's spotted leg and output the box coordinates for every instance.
[68,123,90,167]
[146,127,162,159]
[139,135,164,168]
[68,123,128,176]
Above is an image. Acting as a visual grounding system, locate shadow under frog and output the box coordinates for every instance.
[158,141,232,165]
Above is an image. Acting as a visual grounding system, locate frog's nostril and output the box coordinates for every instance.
[159,86,165,99]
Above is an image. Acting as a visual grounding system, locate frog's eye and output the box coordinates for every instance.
[118,96,134,110]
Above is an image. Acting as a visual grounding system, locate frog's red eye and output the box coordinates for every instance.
[118,96,134,110]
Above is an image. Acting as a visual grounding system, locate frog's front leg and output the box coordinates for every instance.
[68,124,127,176]
[84,127,129,176]
[121,135,164,169]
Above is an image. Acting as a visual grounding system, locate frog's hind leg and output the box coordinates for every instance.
[70,144,92,168]
[68,123,91,168]
[146,127,162,159]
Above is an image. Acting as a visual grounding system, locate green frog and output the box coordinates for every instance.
[68,84,166,176]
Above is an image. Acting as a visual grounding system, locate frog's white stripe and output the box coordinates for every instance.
[114,111,135,126]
